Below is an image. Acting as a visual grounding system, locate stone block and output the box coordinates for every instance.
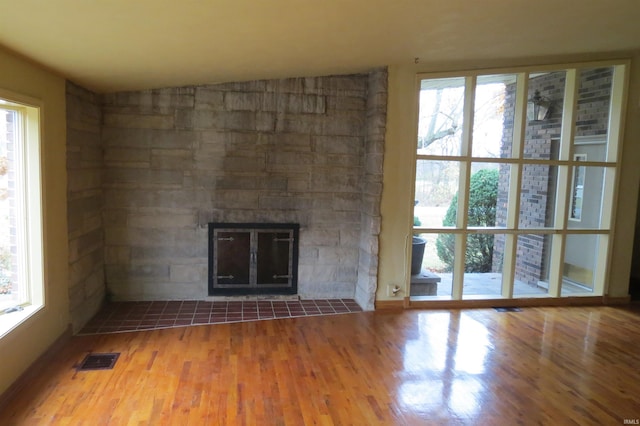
[215,80,268,92]
[104,112,175,129]
[286,177,310,192]
[309,210,361,225]
[102,128,194,149]
[128,212,195,228]
[106,264,170,282]
[142,281,206,300]
[337,266,358,282]
[313,135,363,155]
[340,229,361,245]
[266,152,313,172]
[212,191,261,210]
[224,92,262,111]
[151,148,192,170]
[308,172,360,193]
[131,244,207,261]
[327,96,366,112]
[302,228,340,247]
[332,193,361,212]
[194,87,225,109]
[298,265,337,283]
[105,246,131,265]
[258,195,313,211]
[104,147,150,164]
[265,78,305,94]
[318,247,359,265]
[321,114,366,136]
[104,168,184,187]
[170,264,205,283]
[221,155,266,173]
[68,169,102,192]
[263,133,312,151]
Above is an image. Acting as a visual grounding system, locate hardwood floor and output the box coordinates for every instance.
[2,305,640,425]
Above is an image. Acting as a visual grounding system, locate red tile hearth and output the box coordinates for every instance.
[79,299,363,335]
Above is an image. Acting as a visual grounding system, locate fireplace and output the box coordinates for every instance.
[208,223,299,295]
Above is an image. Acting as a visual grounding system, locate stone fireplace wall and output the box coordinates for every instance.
[100,71,387,302]
[66,82,105,332]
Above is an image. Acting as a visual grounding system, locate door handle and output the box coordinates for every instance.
[217,275,234,280]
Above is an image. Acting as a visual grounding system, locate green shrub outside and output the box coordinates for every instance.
[435,169,499,272]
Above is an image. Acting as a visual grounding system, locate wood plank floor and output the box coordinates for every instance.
[2,305,640,425]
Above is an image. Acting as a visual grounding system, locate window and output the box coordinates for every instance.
[411,62,627,300]
[0,94,44,333]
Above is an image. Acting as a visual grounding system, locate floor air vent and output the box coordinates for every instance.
[77,353,120,371]
[493,307,522,312]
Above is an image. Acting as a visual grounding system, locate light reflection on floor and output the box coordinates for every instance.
[399,311,492,420]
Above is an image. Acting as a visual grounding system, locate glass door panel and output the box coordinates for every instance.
[257,231,292,286]
[574,67,614,160]
[215,231,251,286]
[524,71,566,159]
[513,234,552,297]
[468,162,500,228]
[414,160,461,229]
[562,234,598,294]
[462,233,504,298]
[411,232,456,299]
[519,164,559,229]
[417,77,466,156]
[472,74,518,158]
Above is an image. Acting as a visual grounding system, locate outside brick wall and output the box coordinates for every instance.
[493,68,613,286]
[66,82,105,332]
[99,72,386,302]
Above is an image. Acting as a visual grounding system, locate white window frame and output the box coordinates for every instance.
[0,90,45,338]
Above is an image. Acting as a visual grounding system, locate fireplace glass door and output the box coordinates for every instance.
[209,223,299,295]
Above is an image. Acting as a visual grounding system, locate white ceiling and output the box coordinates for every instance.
[1,0,639,93]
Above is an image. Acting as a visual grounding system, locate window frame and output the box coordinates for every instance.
[411,60,629,300]
[0,89,45,338]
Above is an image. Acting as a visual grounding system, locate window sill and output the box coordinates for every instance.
[0,304,43,339]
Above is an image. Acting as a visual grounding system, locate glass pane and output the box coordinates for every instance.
[574,67,614,161]
[513,234,552,297]
[414,160,460,229]
[568,165,604,229]
[257,231,291,285]
[462,233,503,298]
[468,163,500,228]
[214,231,250,286]
[524,71,566,159]
[494,164,512,229]
[472,74,517,158]
[519,164,559,229]
[0,109,23,310]
[417,77,465,156]
[410,233,453,299]
[562,234,598,294]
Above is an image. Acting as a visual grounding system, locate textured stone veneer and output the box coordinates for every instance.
[82,70,388,304]
[66,82,105,332]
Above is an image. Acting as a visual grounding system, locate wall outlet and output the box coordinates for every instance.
[387,284,401,297]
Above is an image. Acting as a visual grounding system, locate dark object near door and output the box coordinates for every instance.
[411,236,426,275]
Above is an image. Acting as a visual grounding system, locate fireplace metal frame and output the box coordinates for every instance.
[208,223,300,296]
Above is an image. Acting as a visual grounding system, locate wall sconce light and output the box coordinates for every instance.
[527,90,553,122]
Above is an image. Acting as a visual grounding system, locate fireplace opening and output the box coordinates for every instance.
[208,223,299,296]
